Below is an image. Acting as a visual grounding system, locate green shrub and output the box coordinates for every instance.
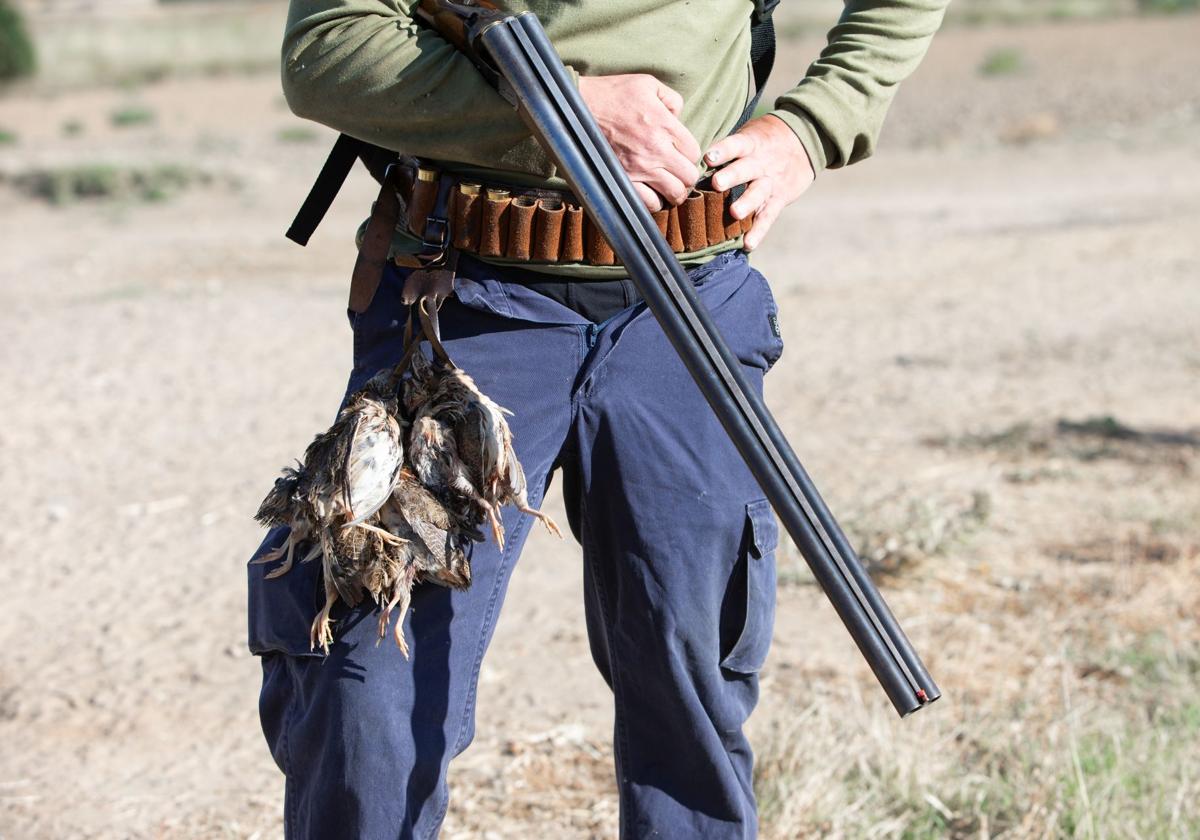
[0,127,17,146]
[10,163,212,205]
[1137,0,1199,10]
[110,105,156,128]
[0,0,36,82]
[276,126,320,144]
[979,47,1025,77]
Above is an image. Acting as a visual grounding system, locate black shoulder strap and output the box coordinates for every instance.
[286,134,372,246]
[751,0,779,93]
[734,0,779,132]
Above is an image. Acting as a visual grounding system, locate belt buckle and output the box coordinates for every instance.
[418,219,448,267]
[423,216,447,245]
[417,169,455,266]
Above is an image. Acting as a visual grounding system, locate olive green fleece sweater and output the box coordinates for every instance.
[282,0,948,269]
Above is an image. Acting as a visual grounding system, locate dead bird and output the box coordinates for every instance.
[494,427,563,539]
[369,471,481,655]
[255,364,409,651]
[422,365,562,541]
[253,465,322,579]
[403,351,441,417]
[340,366,409,525]
[408,414,505,548]
[390,468,479,581]
[425,367,510,499]
[338,520,416,656]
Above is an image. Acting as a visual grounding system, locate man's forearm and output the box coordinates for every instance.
[771,0,950,173]
[282,0,554,176]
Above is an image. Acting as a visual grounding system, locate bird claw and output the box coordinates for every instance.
[310,588,338,653]
[519,505,564,540]
[264,557,294,580]
[483,504,505,551]
[250,543,287,565]
[309,617,334,653]
[393,620,411,659]
[258,538,299,579]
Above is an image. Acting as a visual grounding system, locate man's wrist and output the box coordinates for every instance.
[765,108,828,176]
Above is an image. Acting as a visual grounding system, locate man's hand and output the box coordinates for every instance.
[705,115,815,251]
[578,74,702,212]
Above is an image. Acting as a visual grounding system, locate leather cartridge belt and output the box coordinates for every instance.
[400,162,753,267]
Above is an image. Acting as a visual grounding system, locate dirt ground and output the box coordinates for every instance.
[1,11,1198,840]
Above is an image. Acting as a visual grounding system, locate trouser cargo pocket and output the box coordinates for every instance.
[720,498,779,674]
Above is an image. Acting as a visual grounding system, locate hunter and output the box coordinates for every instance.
[248,0,948,836]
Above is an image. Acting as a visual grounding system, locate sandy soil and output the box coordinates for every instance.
[1,13,1198,839]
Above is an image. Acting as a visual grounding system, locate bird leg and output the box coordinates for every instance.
[250,540,287,565]
[263,537,298,580]
[345,521,408,547]
[451,474,505,549]
[375,587,413,659]
[392,592,412,659]
[375,566,416,657]
[375,590,401,645]
[482,501,506,550]
[518,505,564,540]
[310,578,338,653]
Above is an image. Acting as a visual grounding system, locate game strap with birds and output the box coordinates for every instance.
[253,295,561,656]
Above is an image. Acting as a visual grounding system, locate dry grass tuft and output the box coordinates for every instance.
[755,562,1200,839]
[925,415,1200,469]
[759,408,1198,838]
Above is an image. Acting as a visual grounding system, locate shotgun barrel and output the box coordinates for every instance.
[418,1,940,717]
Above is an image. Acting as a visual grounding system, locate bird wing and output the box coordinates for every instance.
[391,481,454,565]
[477,399,509,492]
[344,410,404,526]
[406,515,453,567]
[500,438,528,503]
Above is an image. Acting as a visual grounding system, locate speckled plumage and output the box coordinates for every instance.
[409,414,504,547]
[256,317,561,657]
[423,365,562,541]
[255,365,408,652]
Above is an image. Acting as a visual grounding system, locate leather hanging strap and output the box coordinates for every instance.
[348,166,402,313]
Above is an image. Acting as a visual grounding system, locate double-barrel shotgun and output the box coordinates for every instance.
[411,0,941,717]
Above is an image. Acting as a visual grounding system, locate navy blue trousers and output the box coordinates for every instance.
[248,250,783,838]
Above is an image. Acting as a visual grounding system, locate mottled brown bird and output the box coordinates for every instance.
[402,351,440,417]
[423,365,562,540]
[256,364,408,651]
[253,465,322,578]
[256,314,558,658]
[426,367,509,497]
[371,469,479,655]
[493,423,563,539]
[391,469,478,584]
[408,414,504,548]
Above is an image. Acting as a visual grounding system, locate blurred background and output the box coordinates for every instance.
[1,1,1197,837]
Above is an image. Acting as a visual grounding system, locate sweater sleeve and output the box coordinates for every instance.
[769,0,949,174]
[281,0,556,176]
